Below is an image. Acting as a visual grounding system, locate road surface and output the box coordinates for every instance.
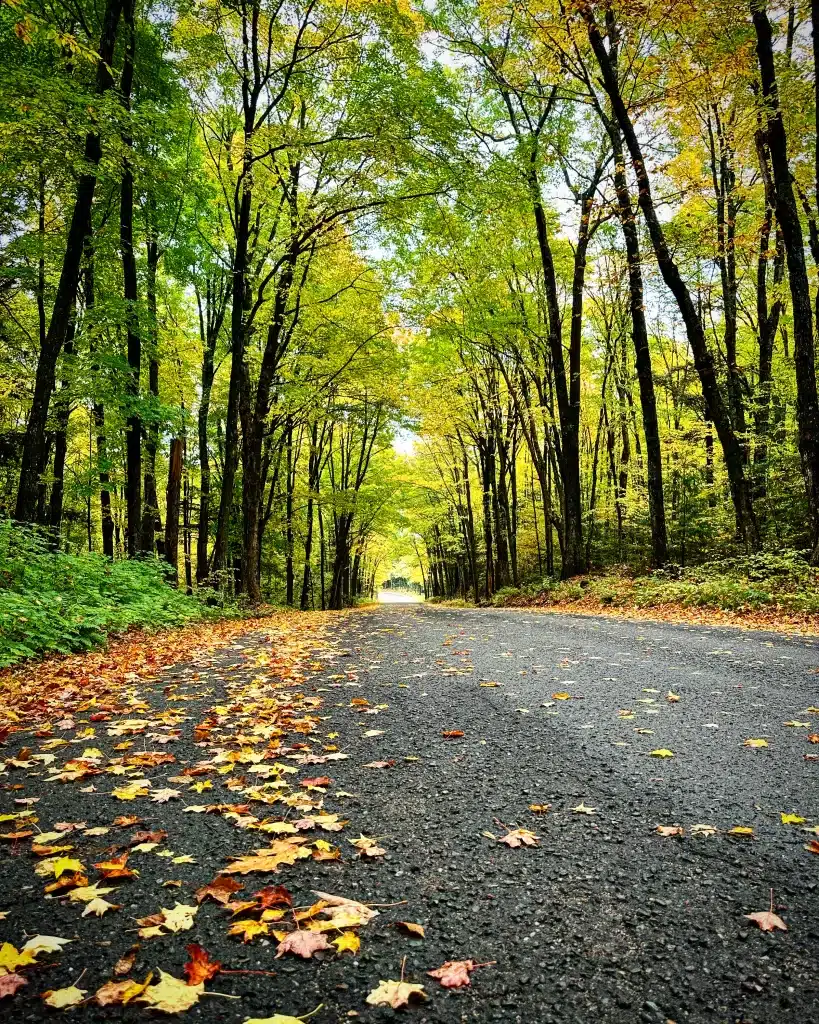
[2,605,818,1023]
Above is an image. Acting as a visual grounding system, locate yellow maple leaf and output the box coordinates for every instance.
[744,738,768,748]
[649,749,675,758]
[228,919,269,942]
[333,931,360,954]
[42,985,87,1008]
[781,812,806,825]
[136,971,203,1013]
[0,942,37,974]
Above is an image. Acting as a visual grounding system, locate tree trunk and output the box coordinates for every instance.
[164,437,182,585]
[15,0,123,522]
[48,318,75,540]
[141,232,161,553]
[607,115,668,565]
[120,0,142,557]
[582,3,758,547]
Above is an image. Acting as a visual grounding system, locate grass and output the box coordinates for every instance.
[492,551,819,619]
[0,520,220,667]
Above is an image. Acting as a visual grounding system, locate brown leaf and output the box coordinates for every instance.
[300,776,332,788]
[362,760,395,769]
[113,949,138,976]
[195,875,243,905]
[396,921,425,938]
[274,930,331,959]
[0,973,27,999]
[131,830,168,845]
[428,960,478,988]
[656,825,684,837]
[745,910,787,932]
[497,828,538,848]
[183,944,221,985]
[93,852,137,879]
[441,730,464,738]
[255,884,293,909]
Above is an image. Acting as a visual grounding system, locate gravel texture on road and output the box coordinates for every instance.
[2,605,818,1024]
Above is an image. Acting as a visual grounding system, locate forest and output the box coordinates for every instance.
[3,0,819,634]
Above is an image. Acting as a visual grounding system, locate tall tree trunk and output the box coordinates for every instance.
[15,0,123,522]
[141,230,161,553]
[195,278,223,582]
[754,0,819,558]
[182,430,193,594]
[285,418,295,606]
[120,0,142,557]
[47,319,75,540]
[164,437,182,585]
[86,246,115,558]
[582,3,758,547]
[606,117,667,565]
[213,124,254,573]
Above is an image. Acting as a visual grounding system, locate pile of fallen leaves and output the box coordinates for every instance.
[0,611,495,1018]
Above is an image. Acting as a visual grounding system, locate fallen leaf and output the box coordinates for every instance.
[441,730,464,738]
[551,692,572,700]
[728,826,755,837]
[781,813,806,825]
[275,930,331,958]
[528,803,551,813]
[42,985,87,1008]
[428,959,482,988]
[497,828,538,848]
[332,931,360,954]
[22,935,72,955]
[743,738,768,748]
[656,825,684,837]
[82,897,121,917]
[224,845,311,875]
[366,979,428,1008]
[0,942,37,973]
[227,919,269,942]
[151,788,181,804]
[396,921,425,938]
[196,876,243,905]
[666,691,680,702]
[362,760,394,769]
[183,944,221,985]
[649,748,675,758]
[136,971,204,1013]
[690,823,718,837]
[572,802,596,815]
[95,976,151,1006]
[745,910,787,932]
[0,973,27,998]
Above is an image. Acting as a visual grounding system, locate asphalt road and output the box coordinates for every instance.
[3,604,819,1024]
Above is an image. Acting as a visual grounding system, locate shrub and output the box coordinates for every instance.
[0,521,214,667]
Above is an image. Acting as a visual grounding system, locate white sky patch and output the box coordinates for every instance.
[393,428,418,456]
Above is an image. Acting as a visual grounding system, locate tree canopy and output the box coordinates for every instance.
[3,0,819,607]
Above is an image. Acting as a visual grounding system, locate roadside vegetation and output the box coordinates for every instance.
[0,521,218,667]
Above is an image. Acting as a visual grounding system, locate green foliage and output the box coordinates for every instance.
[0,521,214,667]
[500,552,819,616]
